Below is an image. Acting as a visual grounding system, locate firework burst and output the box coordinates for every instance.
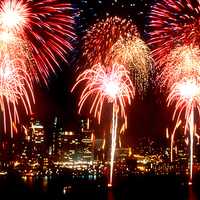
[168,79,200,129]
[109,37,151,93]
[72,63,134,122]
[72,63,134,186]
[159,44,200,88]
[0,0,29,33]
[0,0,75,84]
[83,16,139,66]
[149,0,200,67]
[0,53,34,136]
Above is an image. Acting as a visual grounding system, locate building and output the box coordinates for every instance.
[30,119,46,161]
[115,147,131,161]
[94,138,105,161]
[57,130,80,161]
[78,118,94,162]
[51,117,95,163]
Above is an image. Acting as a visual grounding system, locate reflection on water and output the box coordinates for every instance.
[22,175,50,193]
[188,186,199,200]
[22,176,33,188]
[107,190,115,200]
[1,173,200,200]
[41,176,48,192]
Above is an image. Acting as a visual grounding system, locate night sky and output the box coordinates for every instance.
[29,0,171,145]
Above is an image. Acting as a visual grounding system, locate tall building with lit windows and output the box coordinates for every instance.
[30,119,46,159]
[17,116,47,171]
[51,117,95,163]
[94,138,105,161]
[57,130,80,161]
[79,118,95,162]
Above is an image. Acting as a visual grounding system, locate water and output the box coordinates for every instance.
[0,172,200,200]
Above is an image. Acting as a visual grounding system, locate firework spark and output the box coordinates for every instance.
[168,79,200,133]
[72,63,134,123]
[72,63,134,186]
[83,16,139,66]
[0,53,34,136]
[0,0,75,84]
[149,0,200,67]
[159,45,200,89]
[109,37,151,93]
[0,0,28,32]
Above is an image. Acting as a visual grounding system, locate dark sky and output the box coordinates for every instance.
[30,0,171,145]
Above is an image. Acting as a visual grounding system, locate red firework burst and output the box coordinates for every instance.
[72,63,134,123]
[0,0,75,84]
[159,44,200,88]
[149,0,200,67]
[83,16,139,66]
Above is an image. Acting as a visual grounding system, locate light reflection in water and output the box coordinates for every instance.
[107,190,115,200]
[188,187,197,200]
[22,175,49,192]
[41,176,48,192]
[22,176,34,187]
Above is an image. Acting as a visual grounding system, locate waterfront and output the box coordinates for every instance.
[0,172,200,200]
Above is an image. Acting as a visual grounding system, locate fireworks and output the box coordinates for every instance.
[72,63,134,123]
[0,0,29,32]
[159,45,200,89]
[168,79,200,185]
[75,15,152,186]
[150,2,200,181]
[109,37,151,93]
[0,0,75,84]
[0,53,34,136]
[159,44,200,185]
[84,16,150,92]
[83,16,139,66]
[72,63,134,186]
[168,79,200,128]
[149,0,200,67]
[0,0,75,134]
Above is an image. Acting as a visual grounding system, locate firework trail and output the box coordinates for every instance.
[83,16,139,66]
[72,63,134,186]
[0,0,75,84]
[149,0,200,67]
[0,53,35,137]
[170,120,182,162]
[158,44,200,185]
